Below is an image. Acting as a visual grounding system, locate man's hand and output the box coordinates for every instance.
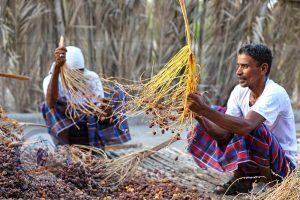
[99,99,114,123]
[187,92,209,116]
[54,46,67,67]
[103,105,113,118]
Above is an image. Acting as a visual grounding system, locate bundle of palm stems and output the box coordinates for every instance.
[68,133,180,189]
[106,0,199,132]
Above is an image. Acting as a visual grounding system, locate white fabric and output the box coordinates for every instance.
[225,79,297,162]
[43,70,105,103]
[65,46,85,69]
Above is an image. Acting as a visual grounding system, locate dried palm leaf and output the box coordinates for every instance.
[76,133,180,189]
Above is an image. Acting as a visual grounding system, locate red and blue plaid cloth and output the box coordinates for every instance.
[41,85,131,148]
[187,105,295,178]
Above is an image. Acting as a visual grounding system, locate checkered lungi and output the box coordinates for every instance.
[187,106,295,178]
[41,85,131,148]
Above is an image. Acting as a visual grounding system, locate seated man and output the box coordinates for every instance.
[42,45,131,148]
[187,43,297,194]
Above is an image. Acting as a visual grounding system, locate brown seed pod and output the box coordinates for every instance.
[149,123,154,128]
[152,110,157,116]
[169,115,176,121]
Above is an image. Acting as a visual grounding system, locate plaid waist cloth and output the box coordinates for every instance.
[187,105,295,178]
[41,85,131,148]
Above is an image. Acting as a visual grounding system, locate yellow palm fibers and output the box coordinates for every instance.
[136,0,199,125]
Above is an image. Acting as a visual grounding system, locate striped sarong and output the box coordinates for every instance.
[187,106,295,178]
[41,86,131,148]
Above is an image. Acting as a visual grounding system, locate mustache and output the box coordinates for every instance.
[237,76,246,80]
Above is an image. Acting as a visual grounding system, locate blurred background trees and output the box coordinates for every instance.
[0,0,299,112]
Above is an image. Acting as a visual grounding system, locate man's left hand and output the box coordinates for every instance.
[187,92,209,116]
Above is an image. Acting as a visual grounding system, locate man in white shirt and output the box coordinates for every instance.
[41,45,131,148]
[187,43,296,194]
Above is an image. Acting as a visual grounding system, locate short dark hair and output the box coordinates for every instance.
[238,43,273,76]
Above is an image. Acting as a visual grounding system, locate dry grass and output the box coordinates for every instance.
[254,170,300,200]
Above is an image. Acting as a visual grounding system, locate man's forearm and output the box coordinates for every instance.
[197,116,230,140]
[46,64,60,108]
[199,105,257,136]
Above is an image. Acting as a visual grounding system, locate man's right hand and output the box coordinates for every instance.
[46,46,66,108]
[54,47,67,67]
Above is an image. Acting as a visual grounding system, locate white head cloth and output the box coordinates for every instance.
[65,46,85,70]
[49,46,85,74]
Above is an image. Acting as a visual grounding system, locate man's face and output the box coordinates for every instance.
[236,54,264,88]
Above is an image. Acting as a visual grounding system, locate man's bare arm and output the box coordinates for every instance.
[196,115,231,141]
[188,93,265,136]
[46,47,67,108]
